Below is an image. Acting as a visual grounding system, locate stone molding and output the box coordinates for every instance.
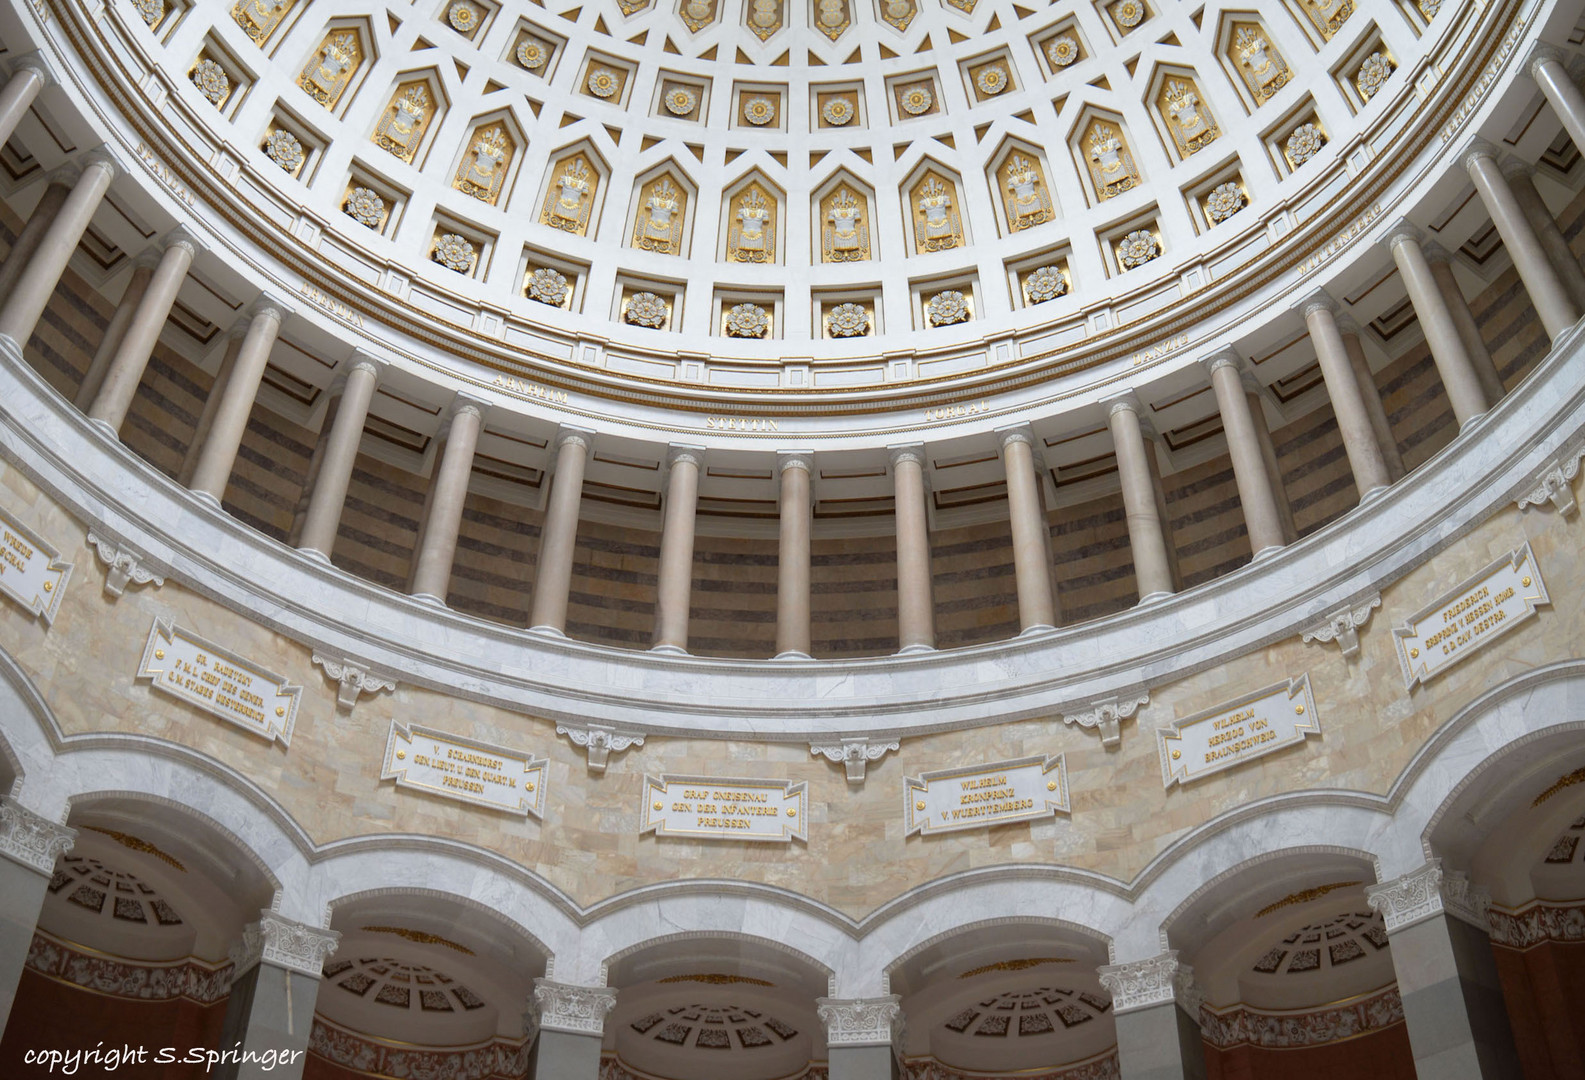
[904,1055,1120,1080]
[1488,898,1585,949]
[27,930,232,1004]
[1499,154,1537,180]
[230,910,341,980]
[309,1015,530,1080]
[554,425,595,454]
[78,145,123,182]
[1366,858,1489,933]
[1300,593,1381,658]
[665,443,706,471]
[1516,441,1585,516]
[810,736,900,783]
[0,796,75,873]
[777,450,814,475]
[1199,347,1244,379]
[816,994,903,1046]
[311,652,396,712]
[1096,950,1179,1015]
[1103,391,1144,419]
[888,443,926,470]
[1523,40,1567,80]
[533,978,617,1035]
[1200,986,1403,1050]
[87,529,164,599]
[162,224,204,259]
[557,721,645,772]
[995,423,1037,450]
[248,293,293,324]
[1062,693,1148,749]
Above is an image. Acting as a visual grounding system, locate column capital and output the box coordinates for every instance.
[229,909,341,980]
[888,442,927,470]
[1420,239,1455,266]
[1295,287,1339,321]
[994,422,1037,450]
[1097,949,1180,1015]
[816,995,903,1047]
[445,392,489,424]
[44,162,82,188]
[531,978,617,1035]
[162,224,205,260]
[131,246,166,273]
[554,424,596,453]
[776,449,814,474]
[345,351,386,381]
[1199,345,1245,379]
[248,292,293,323]
[1379,217,1425,255]
[9,52,56,90]
[1458,136,1501,173]
[1499,154,1537,181]
[1334,312,1364,338]
[665,443,706,470]
[0,796,76,873]
[1366,857,1491,934]
[1524,40,1568,80]
[78,144,123,182]
[1103,390,1144,420]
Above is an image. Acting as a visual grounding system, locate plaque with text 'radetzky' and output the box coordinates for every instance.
[642,775,808,843]
[382,722,548,818]
[1392,543,1549,691]
[1157,676,1320,788]
[137,618,300,744]
[0,508,70,624]
[904,756,1069,836]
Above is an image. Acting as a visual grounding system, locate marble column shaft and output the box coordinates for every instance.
[0,799,75,1027]
[1464,146,1581,341]
[1206,355,1286,558]
[529,980,613,1080]
[530,429,591,633]
[999,427,1057,632]
[1386,224,1490,429]
[528,1030,602,1079]
[652,446,703,653]
[776,453,813,659]
[296,359,380,558]
[1337,317,1406,483]
[408,403,483,602]
[1246,389,1297,545]
[1503,162,1585,314]
[0,153,115,346]
[1107,399,1175,601]
[75,256,156,412]
[86,231,197,434]
[0,178,69,316]
[1301,293,1390,500]
[178,332,243,488]
[189,303,285,501]
[1098,952,1207,1080]
[214,913,338,1080]
[1423,247,1506,410]
[1529,47,1585,163]
[890,445,935,652]
[0,59,49,154]
[830,1046,899,1080]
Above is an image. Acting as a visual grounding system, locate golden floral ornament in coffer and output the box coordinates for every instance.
[134,0,164,27]
[1117,229,1160,269]
[1205,181,1246,224]
[1285,122,1326,167]
[190,60,230,107]
[743,96,777,126]
[263,129,304,173]
[1356,52,1395,101]
[1109,0,1147,31]
[826,302,870,337]
[975,64,1010,97]
[899,84,935,116]
[1046,34,1080,68]
[587,66,621,98]
[516,37,550,72]
[664,86,699,116]
[724,302,770,338]
[926,290,970,327]
[526,267,570,307]
[1024,265,1068,304]
[821,97,855,126]
[344,187,385,229]
[432,233,477,274]
[447,2,481,34]
[624,291,668,328]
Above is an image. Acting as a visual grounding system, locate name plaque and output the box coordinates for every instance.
[642,774,807,843]
[382,722,548,818]
[1157,676,1319,788]
[0,509,70,624]
[1392,543,1549,690]
[904,755,1069,836]
[137,618,300,744]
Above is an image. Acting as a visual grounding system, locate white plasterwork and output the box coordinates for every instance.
[532,978,617,1035]
[86,529,164,599]
[1097,950,1179,1015]
[1063,693,1149,749]
[230,910,340,980]
[1365,858,1487,934]
[0,796,75,873]
[311,652,396,712]
[1515,441,1585,517]
[810,736,899,783]
[816,994,903,1046]
[1301,593,1380,658]
[557,722,645,772]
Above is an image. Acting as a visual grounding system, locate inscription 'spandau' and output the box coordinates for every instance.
[492,374,571,405]
[1157,675,1319,788]
[1393,543,1549,691]
[643,774,807,843]
[0,508,70,624]
[381,722,549,818]
[137,618,300,744]
[905,755,1069,836]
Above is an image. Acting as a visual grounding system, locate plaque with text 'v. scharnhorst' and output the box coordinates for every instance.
[1392,543,1549,690]
[0,508,70,624]
[904,756,1069,836]
[642,775,807,843]
[137,618,300,744]
[382,722,549,818]
[1157,675,1319,788]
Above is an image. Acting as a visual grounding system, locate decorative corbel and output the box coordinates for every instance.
[1301,593,1381,659]
[1062,692,1149,749]
[556,721,644,772]
[311,652,396,712]
[810,736,900,784]
[1516,443,1585,517]
[86,530,164,599]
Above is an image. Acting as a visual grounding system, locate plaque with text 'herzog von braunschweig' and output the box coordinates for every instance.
[1157,675,1320,788]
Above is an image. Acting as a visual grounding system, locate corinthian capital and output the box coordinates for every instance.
[532,979,617,1035]
[0,797,75,873]
[816,995,904,1046]
[1097,950,1179,1014]
[231,910,341,979]
[1367,858,1491,933]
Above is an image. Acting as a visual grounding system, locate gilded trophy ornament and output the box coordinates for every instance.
[232,0,295,44]
[727,186,776,263]
[454,125,512,205]
[1085,121,1141,200]
[527,268,570,307]
[679,0,717,32]
[911,174,962,253]
[432,234,477,274]
[926,290,970,327]
[1299,0,1353,40]
[880,0,917,31]
[745,0,783,41]
[822,187,869,263]
[1230,24,1290,105]
[813,0,850,41]
[541,156,598,235]
[624,292,668,328]
[724,303,770,338]
[263,130,304,173]
[344,187,385,229]
[374,84,432,163]
[191,60,230,107]
[633,177,687,254]
[827,302,870,337]
[299,31,361,109]
[1000,154,1053,232]
[1160,78,1219,157]
[1116,229,1160,269]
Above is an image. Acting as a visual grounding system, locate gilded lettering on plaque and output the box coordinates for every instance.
[643,775,807,842]
[1392,543,1549,690]
[137,618,301,744]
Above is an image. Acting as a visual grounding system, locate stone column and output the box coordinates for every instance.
[1098,952,1207,1080]
[1384,220,1491,429]
[528,979,615,1080]
[1462,140,1582,341]
[0,54,52,152]
[1245,387,1297,545]
[889,444,935,653]
[1501,158,1585,314]
[529,427,593,634]
[215,911,340,1080]
[188,298,289,503]
[408,399,484,604]
[0,172,71,312]
[652,444,703,654]
[86,226,200,435]
[775,451,813,659]
[818,995,903,1080]
[0,149,117,347]
[0,798,75,1026]
[1203,351,1286,559]
[296,357,382,560]
[75,251,159,412]
[1142,428,1184,591]
[1527,43,1585,160]
[1106,396,1175,602]
[1298,290,1391,501]
[997,425,1057,633]
[1335,315,1406,483]
[1367,860,1523,1080]
[1421,245,1507,412]
[178,331,244,488]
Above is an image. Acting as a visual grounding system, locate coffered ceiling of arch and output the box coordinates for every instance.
[88,0,1496,408]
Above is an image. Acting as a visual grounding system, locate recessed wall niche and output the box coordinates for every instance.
[189,36,250,119]
[504,21,564,79]
[617,278,683,332]
[715,290,783,339]
[520,245,588,312]
[341,167,408,237]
